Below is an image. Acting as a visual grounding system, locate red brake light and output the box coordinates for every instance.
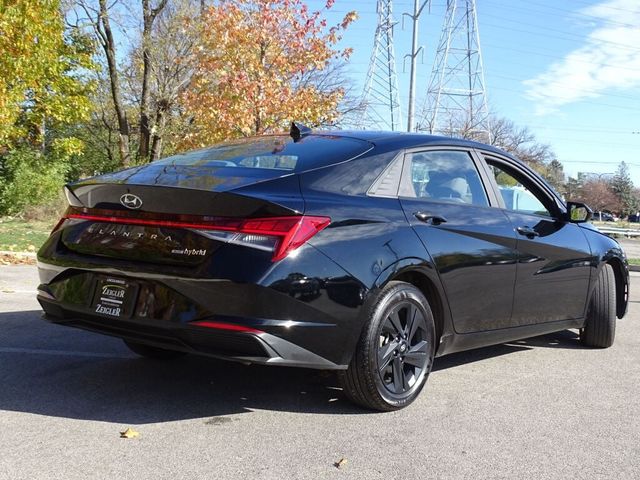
[190,320,262,334]
[64,207,330,262]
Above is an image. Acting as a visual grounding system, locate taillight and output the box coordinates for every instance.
[64,207,330,262]
[194,216,330,261]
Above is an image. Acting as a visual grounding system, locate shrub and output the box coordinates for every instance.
[0,147,69,216]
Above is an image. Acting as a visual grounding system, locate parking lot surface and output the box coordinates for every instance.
[0,265,638,480]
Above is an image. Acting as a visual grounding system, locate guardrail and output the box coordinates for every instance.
[596,226,640,238]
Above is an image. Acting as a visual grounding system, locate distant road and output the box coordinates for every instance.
[618,238,640,258]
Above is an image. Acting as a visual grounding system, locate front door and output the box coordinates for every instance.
[484,157,592,325]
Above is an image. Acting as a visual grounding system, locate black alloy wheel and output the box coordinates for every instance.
[339,281,436,411]
[377,301,430,395]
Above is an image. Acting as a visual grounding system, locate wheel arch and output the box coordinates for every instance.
[373,259,451,350]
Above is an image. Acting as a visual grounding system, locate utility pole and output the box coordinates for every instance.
[404,0,430,132]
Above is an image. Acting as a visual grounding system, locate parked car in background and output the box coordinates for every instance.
[36,126,630,411]
[594,211,616,222]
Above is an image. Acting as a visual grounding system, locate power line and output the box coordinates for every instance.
[487,78,640,112]
[482,0,640,30]
[479,17,640,53]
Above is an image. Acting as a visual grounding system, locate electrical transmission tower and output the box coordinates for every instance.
[421,0,490,142]
[357,0,403,131]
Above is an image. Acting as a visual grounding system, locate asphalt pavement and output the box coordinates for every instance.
[0,265,638,480]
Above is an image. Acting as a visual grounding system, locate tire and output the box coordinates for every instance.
[581,263,616,348]
[339,281,436,411]
[123,340,187,360]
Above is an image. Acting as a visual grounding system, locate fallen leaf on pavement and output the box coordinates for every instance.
[120,428,140,439]
[334,458,348,469]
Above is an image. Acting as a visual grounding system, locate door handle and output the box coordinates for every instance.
[414,212,447,225]
[516,226,540,239]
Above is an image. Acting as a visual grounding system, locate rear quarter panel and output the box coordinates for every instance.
[299,155,455,360]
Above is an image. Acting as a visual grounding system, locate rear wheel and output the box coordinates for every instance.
[123,340,187,360]
[581,263,616,348]
[339,281,436,411]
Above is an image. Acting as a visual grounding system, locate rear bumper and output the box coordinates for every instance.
[38,295,345,370]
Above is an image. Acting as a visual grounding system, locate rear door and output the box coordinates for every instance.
[481,154,592,325]
[397,148,519,334]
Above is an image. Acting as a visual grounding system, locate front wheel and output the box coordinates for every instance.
[580,263,616,348]
[339,281,436,411]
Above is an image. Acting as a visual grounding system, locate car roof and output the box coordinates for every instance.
[313,130,509,156]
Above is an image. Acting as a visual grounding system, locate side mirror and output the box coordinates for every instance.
[567,201,592,223]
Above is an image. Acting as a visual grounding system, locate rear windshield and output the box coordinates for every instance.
[154,135,371,172]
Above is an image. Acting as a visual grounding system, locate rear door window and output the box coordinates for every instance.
[399,150,489,207]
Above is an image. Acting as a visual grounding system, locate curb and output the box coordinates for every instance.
[629,265,640,273]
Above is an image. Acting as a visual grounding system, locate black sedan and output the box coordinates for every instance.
[37,125,629,411]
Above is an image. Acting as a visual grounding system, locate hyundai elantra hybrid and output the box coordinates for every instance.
[37,124,629,410]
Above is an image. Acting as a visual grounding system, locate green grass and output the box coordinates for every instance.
[628,258,640,266]
[0,217,56,252]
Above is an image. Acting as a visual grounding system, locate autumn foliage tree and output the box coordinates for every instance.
[181,0,357,148]
[0,0,93,149]
[578,179,620,215]
[0,0,95,214]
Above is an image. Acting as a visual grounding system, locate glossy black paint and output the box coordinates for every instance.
[37,131,629,370]
[400,198,518,333]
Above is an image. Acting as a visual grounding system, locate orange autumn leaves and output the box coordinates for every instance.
[180,0,357,148]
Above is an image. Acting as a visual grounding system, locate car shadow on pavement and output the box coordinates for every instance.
[508,329,583,349]
[433,330,582,371]
[0,310,584,423]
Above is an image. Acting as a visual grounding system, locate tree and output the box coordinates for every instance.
[73,0,205,164]
[611,161,637,216]
[488,117,556,169]
[74,0,133,167]
[564,175,583,201]
[0,0,93,149]
[0,0,95,215]
[577,179,620,215]
[544,159,565,192]
[124,0,200,160]
[180,0,357,148]
[137,0,170,161]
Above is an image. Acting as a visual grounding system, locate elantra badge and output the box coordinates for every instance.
[120,193,143,209]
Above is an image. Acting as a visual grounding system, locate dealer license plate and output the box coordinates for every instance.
[91,277,138,319]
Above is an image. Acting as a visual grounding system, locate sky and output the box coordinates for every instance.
[307,0,640,184]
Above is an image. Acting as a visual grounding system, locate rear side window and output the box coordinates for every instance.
[400,150,489,207]
[154,135,371,172]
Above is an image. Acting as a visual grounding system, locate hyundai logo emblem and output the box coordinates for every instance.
[120,193,143,210]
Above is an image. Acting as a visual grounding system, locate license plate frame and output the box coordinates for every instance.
[91,277,139,319]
